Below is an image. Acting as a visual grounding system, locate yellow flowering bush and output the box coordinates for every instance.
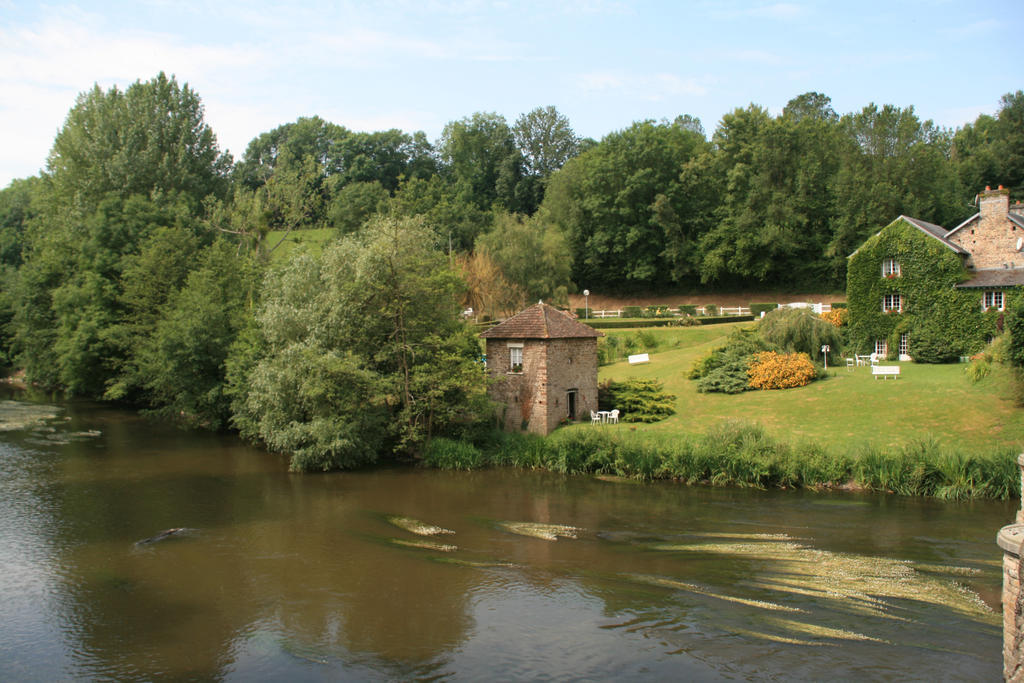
[820,308,848,327]
[747,351,816,390]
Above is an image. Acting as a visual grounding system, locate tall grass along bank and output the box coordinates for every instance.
[423,422,1019,501]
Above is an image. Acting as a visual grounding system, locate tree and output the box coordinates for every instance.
[698,98,844,288]
[47,72,230,212]
[439,112,527,212]
[827,103,963,281]
[233,216,489,469]
[514,106,580,179]
[542,118,710,289]
[11,74,230,393]
[475,211,571,307]
[134,241,258,427]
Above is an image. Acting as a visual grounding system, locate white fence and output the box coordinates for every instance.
[580,303,834,319]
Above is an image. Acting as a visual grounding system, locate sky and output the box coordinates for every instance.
[0,0,1021,188]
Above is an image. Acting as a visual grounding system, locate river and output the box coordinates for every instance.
[0,395,1011,680]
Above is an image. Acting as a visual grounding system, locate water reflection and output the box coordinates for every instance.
[0,397,1012,680]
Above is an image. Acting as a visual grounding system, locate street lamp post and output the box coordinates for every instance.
[583,289,590,319]
[821,345,830,371]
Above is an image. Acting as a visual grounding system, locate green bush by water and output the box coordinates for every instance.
[422,423,1019,500]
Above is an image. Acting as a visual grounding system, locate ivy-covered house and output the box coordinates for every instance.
[847,186,1024,361]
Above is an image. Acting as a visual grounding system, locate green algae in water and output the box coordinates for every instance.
[386,515,455,537]
[495,520,582,541]
[634,533,997,648]
[0,401,62,432]
[388,537,458,553]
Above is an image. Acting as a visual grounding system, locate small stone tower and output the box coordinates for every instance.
[480,302,601,435]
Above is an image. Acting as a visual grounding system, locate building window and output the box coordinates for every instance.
[983,291,1005,311]
[509,346,523,373]
[899,332,909,357]
[875,339,888,357]
[882,259,901,278]
[882,293,902,313]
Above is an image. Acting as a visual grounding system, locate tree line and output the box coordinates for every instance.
[0,73,1020,466]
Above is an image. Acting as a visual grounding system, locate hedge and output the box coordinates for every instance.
[584,315,754,329]
[750,303,778,316]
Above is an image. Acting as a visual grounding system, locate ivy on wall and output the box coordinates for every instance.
[846,218,1011,359]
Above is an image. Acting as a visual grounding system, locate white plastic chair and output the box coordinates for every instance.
[608,409,619,424]
[590,410,601,425]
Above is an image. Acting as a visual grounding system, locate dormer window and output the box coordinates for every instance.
[882,259,900,278]
[983,291,1004,311]
[882,293,902,313]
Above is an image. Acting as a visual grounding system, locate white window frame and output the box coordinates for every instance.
[882,293,902,313]
[508,343,524,373]
[899,332,909,357]
[875,339,888,357]
[983,290,1005,311]
[882,259,901,277]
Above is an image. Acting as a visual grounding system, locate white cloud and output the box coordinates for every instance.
[579,70,708,101]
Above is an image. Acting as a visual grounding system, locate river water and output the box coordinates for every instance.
[0,395,1012,680]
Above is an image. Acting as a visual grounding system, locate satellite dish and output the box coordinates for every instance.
[1016,237,1023,252]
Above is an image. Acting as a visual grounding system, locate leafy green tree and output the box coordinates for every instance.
[439,112,528,212]
[758,307,840,361]
[827,103,963,281]
[326,180,390,233]
[11,74,229,393]
[514,106,580,180]
[543,118,709,289]
[47,72,230,211]
[133,241,258,426]
[699,96,843,287]
[233,216,489,469]
[389,175,492,251]
[475,211,571,307]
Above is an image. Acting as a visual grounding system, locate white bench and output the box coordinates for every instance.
[628,353,650,365]
[872,365,900,379]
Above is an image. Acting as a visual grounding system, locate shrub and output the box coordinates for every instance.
[747,351,817,390]
[820,308,849,327]
[964,357,991,383]
[697,363,751,393]
[704,304,717,316]
[749,303,778,317]
[759,307,840,361]
[623,305,643,318]
[689,327,766,380]
[575,308,588,319]
[636,329,658,349]
[831,302,847,309]
[678,304,697,315]
[423,437,486,469]
[908,322,961,363]
[598,377,676,422]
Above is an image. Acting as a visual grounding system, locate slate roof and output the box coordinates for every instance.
[899,215,969,254]
[955,269,1024,289]
[480,302,602,339]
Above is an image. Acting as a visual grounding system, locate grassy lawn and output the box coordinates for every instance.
[265,228,337,263]
[593,324,1024,456]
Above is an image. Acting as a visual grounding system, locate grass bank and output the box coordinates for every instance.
[429,323,1024,500]
[424,423,1018,499]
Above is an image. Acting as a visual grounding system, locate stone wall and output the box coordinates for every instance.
[950,188,1018,270]
[484,337,598,435]
[539,338,599,433]
[999,454,1024,681]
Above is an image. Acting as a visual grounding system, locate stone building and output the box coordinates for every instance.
[846,186,1024,359]
[480,302,601,435]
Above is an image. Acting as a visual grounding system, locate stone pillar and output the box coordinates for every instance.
[999,454,1024,681]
